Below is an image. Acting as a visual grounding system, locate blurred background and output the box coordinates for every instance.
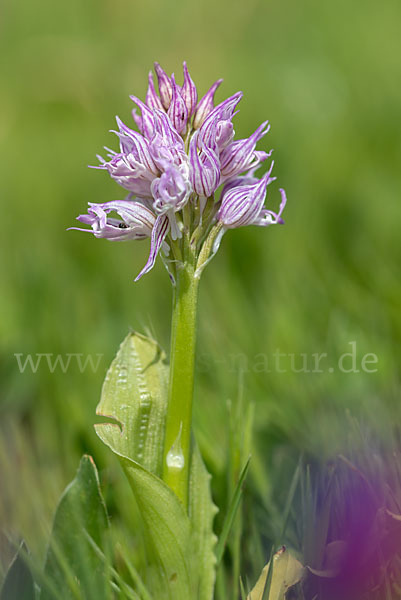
[1,0,401,595]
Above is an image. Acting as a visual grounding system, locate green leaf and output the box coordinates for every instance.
[95,331,169,476]
[239,577,247,600]
[41,455,109,600]
[189,443,218,600]
[215,457,251,565]
[247,547,304,600]
[0,542,35,600]
[119,454,193,599]
[95,332,217,600]
[82,532,141,599]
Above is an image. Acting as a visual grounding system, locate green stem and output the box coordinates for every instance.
[163,244,199,509]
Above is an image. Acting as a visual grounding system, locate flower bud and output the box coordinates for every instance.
[218,163,281,228]
[181,61,197,117]
[220,120,270,178]
[193,78,223,129]
[154,62,173,110]
[167,75,189,134]
[145,71,164,111]
[189,133,220,198]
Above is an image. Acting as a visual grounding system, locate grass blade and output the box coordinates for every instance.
[215,456,251,565]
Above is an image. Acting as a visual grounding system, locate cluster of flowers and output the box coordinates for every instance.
[70,62,286,280]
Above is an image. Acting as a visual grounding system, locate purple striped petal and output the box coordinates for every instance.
[154,62,173,110]
[197,92,243,151]
[193,78,223,129]
[69,200,155,241]
[218,163,276,228]
[181,62,197,117]
[113,117,159,175]
[167,74,188,134]
[152,109,184,147]
[100,153,155,198]
[220,121,270,178]
[151,165,192,213]
[202,92,243,129]
[129,96,155,139]
[149,110,187,170]
[135,214,170,280]
[189,132,221,198]
[215,119,234,151]
[255,188,287,226]
[220,165,262,196]
[145,71,164,111]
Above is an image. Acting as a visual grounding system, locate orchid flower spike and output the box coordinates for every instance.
[70,62,287,281]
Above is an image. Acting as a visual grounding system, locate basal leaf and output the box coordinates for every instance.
[0,542,35,600]
[119,454,193,600]
[95,332,217,599]
[41,455,109,600]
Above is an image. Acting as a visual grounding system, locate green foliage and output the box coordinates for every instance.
[189,444,218,600]
[0,543,35,600]
[95,332,169,478]
[214,384,254,598]
[215,456,251,566]
[95,332,217,599]
[41,455,109,600]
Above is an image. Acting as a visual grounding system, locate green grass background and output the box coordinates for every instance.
[1,0,401,588]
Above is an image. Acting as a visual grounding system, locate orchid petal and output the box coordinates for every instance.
[129,95,155,139]
[168,74,188,134]
[220,121,270,178]
[154,62,173,110]
[189,132,220,198]
[181,61,197,117]
[193,79,223,129]
[218,162,277,228]
[135,214,170,280]
[146,71,164,111]
[69,200,156,241]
